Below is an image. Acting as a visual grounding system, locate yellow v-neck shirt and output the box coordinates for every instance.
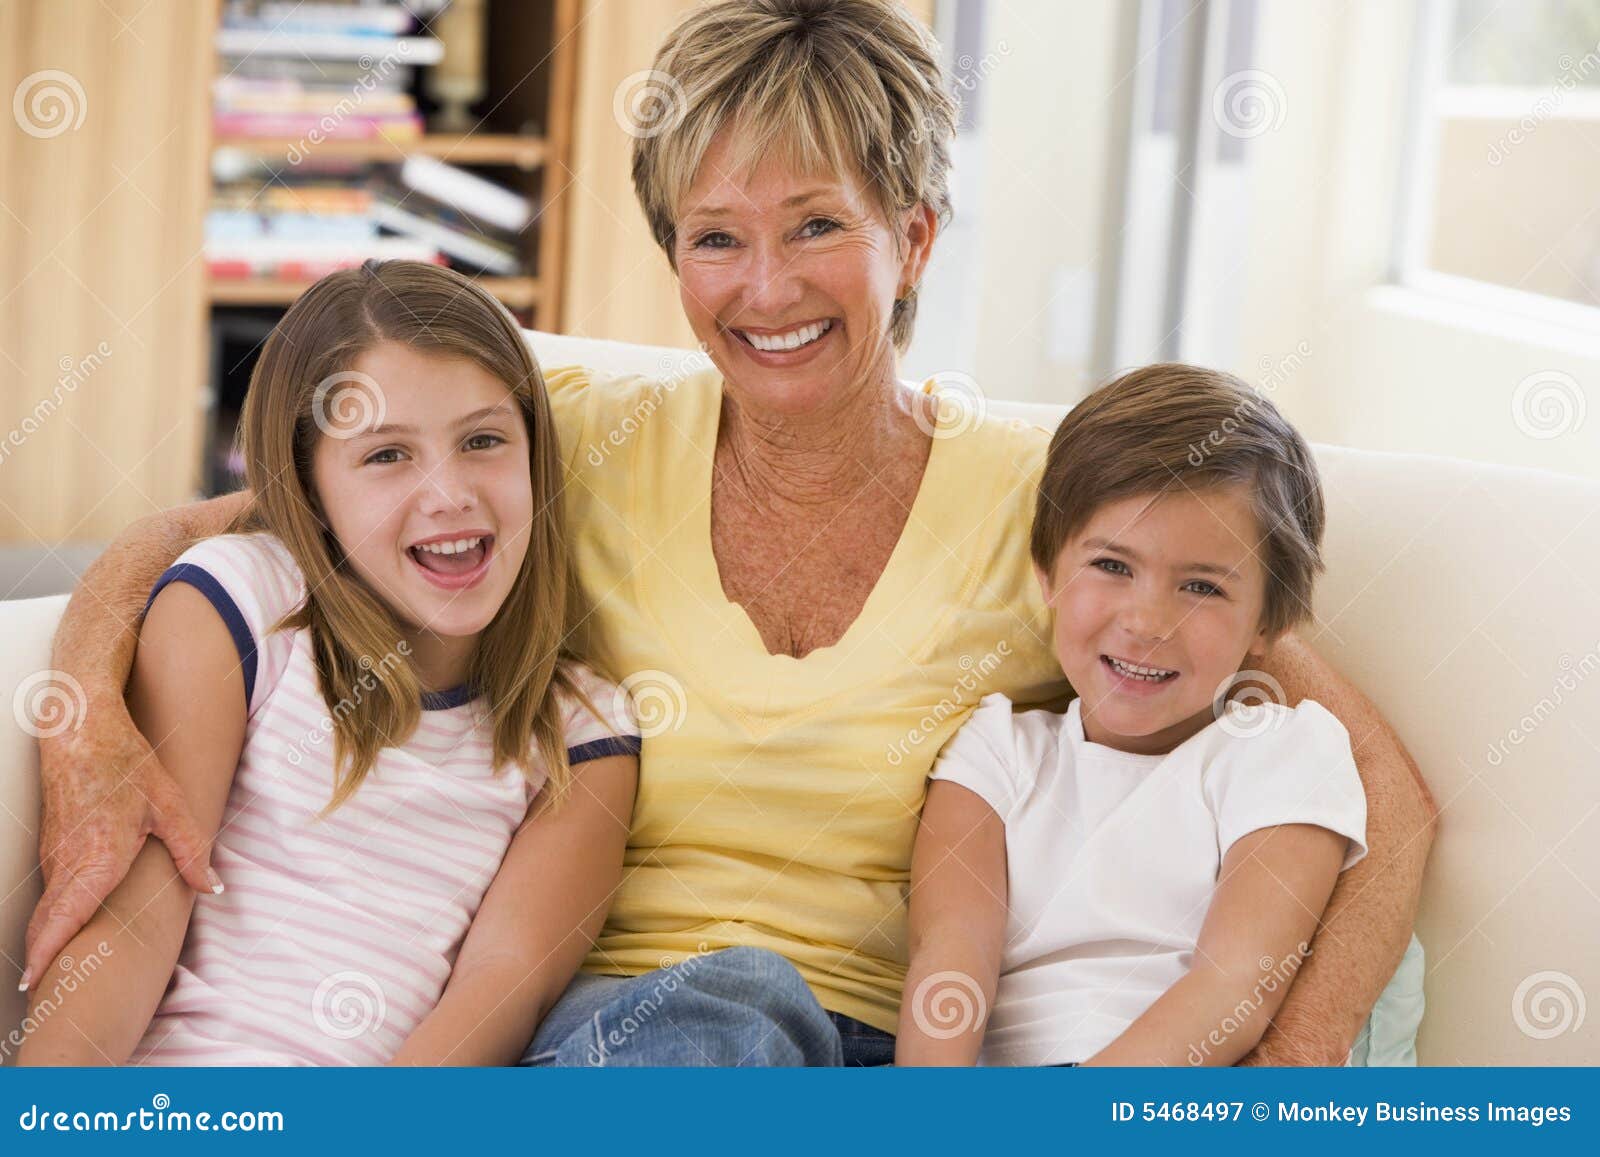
[548,363,1071,1032]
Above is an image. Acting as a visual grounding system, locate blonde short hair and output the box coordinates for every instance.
[631,0,957,349]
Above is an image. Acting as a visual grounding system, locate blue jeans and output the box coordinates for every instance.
[518,946,894,1067]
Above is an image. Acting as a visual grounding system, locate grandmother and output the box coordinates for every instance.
[28,0,1435,1066]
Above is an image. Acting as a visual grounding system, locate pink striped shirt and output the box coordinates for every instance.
[130,533,638,1066]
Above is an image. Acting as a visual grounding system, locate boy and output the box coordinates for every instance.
[897,364,1366,1066]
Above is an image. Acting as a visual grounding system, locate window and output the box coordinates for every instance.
[1398,0,1600,319]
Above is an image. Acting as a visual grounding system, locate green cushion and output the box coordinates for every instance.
[1347,933,1426,1066]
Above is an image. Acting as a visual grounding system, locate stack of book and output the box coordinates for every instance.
[206,177,438,281]
[370,156,530,277]
[213,2,442,145]
[205,157,532,282]
[205,2,534,286]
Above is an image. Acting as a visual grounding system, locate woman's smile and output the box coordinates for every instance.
[728,316,839,364]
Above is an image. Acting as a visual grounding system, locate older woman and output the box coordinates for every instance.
[27,0,1434,1066]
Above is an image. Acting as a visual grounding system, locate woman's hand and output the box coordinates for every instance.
[1237,634,1438,1065]
[18,580,245,1063]
[21,490,250,991]
[25,692,216,991]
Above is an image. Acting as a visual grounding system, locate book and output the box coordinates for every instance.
[213,79,415,117]
[371,191,520,275]
[212,111,424,142]
[206,236,442,280]
[223,56,418,87]
[399,155,532,233]
[234,3,418,36]
[215,30,445,65]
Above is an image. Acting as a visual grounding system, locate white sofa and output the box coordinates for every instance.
[2,331,1597,1064]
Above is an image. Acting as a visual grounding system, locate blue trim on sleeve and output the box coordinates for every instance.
[566,735,642,765]
[146,563,257,710]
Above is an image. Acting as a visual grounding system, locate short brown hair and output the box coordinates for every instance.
[631,0,957,349]
[1030,364,1325,637]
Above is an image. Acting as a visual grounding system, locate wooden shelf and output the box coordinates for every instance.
[212,133,547,170]
[209,275,542,309]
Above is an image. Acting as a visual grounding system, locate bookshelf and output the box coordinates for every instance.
[203,0,577,320]
[202,0,580,492]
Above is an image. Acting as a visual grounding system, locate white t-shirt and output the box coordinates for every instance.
[928,692,1367,1066]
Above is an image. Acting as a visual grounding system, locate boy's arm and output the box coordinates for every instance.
[390,753,638,1066]
[1083,823,1346,1067]
[1241,635,1438,1065]
[16,582,245,1064]
[23,491,251,990]
[895,779,1007,1067]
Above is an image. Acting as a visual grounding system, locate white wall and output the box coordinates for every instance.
[905,0,1120,408]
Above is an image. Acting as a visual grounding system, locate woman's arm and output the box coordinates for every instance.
[16,582,244,1064]
[1083,824,1345,1067]
[1240,634,1439,1065]
[894,780,1007,1067]
[390,753,638,1066]
[23,491,251,991]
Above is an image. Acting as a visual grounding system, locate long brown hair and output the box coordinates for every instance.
[233,259,585,811]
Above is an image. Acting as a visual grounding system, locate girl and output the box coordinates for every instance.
[19,261,640,1066]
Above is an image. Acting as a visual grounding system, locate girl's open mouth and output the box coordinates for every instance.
[408,534,494,590]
